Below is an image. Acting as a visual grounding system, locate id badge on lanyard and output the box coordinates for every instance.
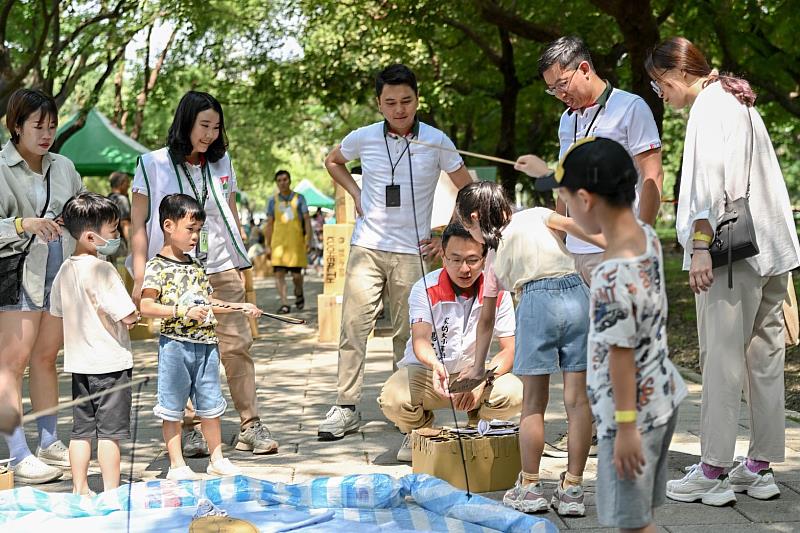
[198,226,209,260]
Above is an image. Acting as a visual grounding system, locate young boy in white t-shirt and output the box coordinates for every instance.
[536,137,687,532]
[50,192,139,495]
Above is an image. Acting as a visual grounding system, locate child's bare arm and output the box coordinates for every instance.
[547,212,607,249]
[139,289,174,318]
[609,345,645,480]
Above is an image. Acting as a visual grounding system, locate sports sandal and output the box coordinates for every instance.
[277,305,291,314]
[295,295,305,310]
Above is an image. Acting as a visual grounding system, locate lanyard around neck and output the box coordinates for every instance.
[384,134,411,186]
[173,159,210,206]
[573,103,605,143]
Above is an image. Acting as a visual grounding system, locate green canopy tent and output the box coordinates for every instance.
[56,108,149,176]
[293,178,335,209]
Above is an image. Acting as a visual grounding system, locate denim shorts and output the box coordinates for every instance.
[154,336,226,422]
[513,274,590,375]
[0,238,62,313]
[596,409,679,529]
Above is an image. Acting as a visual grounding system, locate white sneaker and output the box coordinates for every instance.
[36,440,70,467]
[317,406,359,440]
[166,465,199,480]
[728,457,780,500]
[206,458,241,477]
[11,455,63,484]
[397,434,412,462]
[666,463,737,506]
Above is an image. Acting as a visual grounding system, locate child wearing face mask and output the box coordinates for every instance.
[50,191,139,495]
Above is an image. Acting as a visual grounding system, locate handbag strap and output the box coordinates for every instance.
[724,105,756,204]
[21,166,52,255]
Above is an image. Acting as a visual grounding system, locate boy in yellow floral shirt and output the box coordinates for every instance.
[141,194,261,480]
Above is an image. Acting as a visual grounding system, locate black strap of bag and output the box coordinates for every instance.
[708,106,760,289]
[0,168,51,305]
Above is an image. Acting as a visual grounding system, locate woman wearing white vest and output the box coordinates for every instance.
[647,37,800,505]
[129,91,278,457]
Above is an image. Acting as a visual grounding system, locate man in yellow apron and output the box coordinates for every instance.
[265,170,311,313]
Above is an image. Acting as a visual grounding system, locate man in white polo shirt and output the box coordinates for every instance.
[319,64,474,440]
[519,35,664,284]
[378,222,521,461]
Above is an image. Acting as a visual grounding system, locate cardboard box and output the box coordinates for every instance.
[322,224,354,295]
[317,293,343,343]
[318,293,342,342]
[0,466,13,491]
[334,177,360,225]
[411,428,521,493]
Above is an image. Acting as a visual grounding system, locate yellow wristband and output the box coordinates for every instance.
[14,218,24,235]
[614,410,637,423]
[692,231,712,244]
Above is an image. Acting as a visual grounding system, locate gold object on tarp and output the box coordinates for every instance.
[189,516,259,533]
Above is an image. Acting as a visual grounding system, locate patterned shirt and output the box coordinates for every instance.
[143,254,217,344]
[588,224,687,438]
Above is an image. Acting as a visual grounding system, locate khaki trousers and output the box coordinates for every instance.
[377,365,523,434]
[185,269,258,430]
[696,261,787,467]
[337,246,423,405]
[572,252,604,286]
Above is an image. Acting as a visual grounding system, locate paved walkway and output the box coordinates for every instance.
[3,275,800,531]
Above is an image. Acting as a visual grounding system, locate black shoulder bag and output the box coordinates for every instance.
[0,168,52,305]
[709,108,759,289]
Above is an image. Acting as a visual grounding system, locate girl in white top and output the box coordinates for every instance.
[647,36,799,504]
[453,181,604,516]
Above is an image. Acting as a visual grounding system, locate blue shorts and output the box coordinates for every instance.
[0,238,62,313]
[513,274,590,375]
[154,337,227,422]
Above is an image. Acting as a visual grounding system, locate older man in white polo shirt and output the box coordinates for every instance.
[319,64,474,440]
[519,36,664,284]
[378,222,521,461]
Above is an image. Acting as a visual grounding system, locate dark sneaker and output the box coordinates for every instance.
[502,473,549,513]
[236,422,279,454]
[542,432,597,458]
[183,427,209,457]
[551,471,586,516]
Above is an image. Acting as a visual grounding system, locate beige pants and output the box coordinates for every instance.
[337,246,423,405]
[696,261,787,467]
[377,365,523,433]
[185,268,258,430]
[572,252,604,286]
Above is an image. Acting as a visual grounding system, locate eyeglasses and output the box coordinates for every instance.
[650,79,664,98]
[444,255,484,268]
[545,69,579,96]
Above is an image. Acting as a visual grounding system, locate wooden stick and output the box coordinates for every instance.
[410,139,518,166]
[207,302,306,325]
[21,376,151,424]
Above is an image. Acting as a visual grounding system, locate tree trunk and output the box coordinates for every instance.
[590,0,663,133]
[131,25,176,140]
[494,28,520,198]
[113,58,125,128]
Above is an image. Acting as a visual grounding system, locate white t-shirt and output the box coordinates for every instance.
[50,255,136,374]
[558,85,662,255]
[339,121,464,254]
[588,224,687,439]
[398,268,515,374]
[482,208,576,297]
[131,148,249,275]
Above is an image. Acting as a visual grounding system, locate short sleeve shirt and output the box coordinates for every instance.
[558,86,662,254]
[339,121,464,254]
[143,255,218,344]
[267,192,309,219]
[50,256,136,374]
[482,208,576,297]
[588,224,687,438]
